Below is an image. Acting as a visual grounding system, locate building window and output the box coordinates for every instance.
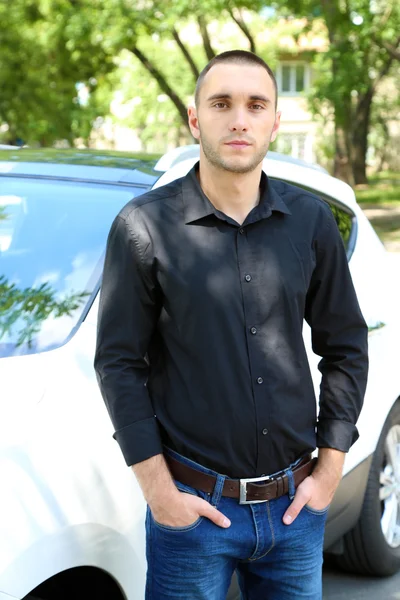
[275,133,314,162]
[277,63,309,95]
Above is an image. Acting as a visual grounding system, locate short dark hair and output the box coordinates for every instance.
[194,50,278,109]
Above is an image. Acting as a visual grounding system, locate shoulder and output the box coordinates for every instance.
[269,178,331,221]
[117,177,184,223]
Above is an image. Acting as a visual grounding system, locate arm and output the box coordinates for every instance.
[95,211,229,528]
[283,205,368,524]
[94,211,163,466]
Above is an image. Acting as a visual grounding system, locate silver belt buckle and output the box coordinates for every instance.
[239,474,271,505]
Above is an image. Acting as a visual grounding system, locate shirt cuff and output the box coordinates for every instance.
[316,418,359,452]
[113,416,163,467]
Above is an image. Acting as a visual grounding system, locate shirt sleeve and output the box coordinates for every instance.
[305,204,369,452]
[94,211,163,467]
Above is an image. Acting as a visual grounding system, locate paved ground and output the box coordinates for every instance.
[323,563,400,599]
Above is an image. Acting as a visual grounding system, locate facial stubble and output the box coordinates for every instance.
[198,120,275,174]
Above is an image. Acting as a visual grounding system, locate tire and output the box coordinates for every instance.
[337,400,400,576]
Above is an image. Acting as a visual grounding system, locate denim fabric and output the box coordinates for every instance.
[145,448,327,600]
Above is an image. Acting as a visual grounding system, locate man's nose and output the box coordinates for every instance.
[229,108,248,132]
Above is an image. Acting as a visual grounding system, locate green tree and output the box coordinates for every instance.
[271,0,400,184]
[71,0,399,183]
[0,0,113,145]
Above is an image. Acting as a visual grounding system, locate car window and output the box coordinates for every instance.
[0,177,150,358]
[327,201,355,255]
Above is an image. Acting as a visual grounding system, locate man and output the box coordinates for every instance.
[94,50,368,599]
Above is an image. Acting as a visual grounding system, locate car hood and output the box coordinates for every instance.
[0,353,46,447]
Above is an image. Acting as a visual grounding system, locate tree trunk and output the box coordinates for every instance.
[350,87,374,185]
[379,36,400,61]
[334,124,354,186]
[197,15,216,61]
[227,7,256,53]
[130,46,190,133]
[172,28,200,82]
[349,51,393,184]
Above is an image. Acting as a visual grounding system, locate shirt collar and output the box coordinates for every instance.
[182,162,291,225]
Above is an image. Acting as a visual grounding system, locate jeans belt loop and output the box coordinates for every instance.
[211,473,225,507]
[285,466,296,500]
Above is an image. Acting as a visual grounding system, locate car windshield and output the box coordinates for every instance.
[0,176,150,358]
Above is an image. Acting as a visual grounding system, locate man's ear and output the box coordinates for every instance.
[270,110,281,143]
[188,105,200,141]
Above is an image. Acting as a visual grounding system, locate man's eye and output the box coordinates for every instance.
[250,104,264,110]
[214,102,227,108]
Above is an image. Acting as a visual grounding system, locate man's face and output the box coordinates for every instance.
[189,63,280,174]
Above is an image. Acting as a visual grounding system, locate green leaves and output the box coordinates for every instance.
[0,275,89,348]
[0,0,114,145]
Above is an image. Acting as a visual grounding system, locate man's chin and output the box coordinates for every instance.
[222,158,261,174]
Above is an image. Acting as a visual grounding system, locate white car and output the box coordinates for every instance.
[0,147,399,600]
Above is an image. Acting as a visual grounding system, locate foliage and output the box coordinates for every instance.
[270,0,400,183]
[1,0,399,175]
[368,63,400,172]
[0,275,88,348]
[329,203,352,248]
[0,0,114,145]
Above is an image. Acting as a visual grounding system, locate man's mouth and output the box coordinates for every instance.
[225,140,251,148]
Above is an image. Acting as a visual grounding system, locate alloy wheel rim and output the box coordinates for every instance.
[379,424,400,548]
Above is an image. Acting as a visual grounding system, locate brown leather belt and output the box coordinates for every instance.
[165,454,317,504]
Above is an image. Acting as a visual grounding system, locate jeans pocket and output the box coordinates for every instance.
[149,480,211,533]
[303,502,330,516]
[149,505,204,533]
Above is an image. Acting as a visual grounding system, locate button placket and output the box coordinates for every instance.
[237,225,268,473]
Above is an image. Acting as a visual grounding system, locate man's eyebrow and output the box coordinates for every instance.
[206,93,232,102]
[249,95,271,104]
[206,93,271,104]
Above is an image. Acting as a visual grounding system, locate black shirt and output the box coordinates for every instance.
[94,164,368,478]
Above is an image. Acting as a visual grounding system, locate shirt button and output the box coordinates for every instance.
[239,228,244,234]
[250,327,257,335]
[257,377,263,384]
[245,274,252,282]
[262,428,268,435]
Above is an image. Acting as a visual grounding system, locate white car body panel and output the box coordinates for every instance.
[1,154,399,598]
[0,592,18,600]
[0,322,147,599]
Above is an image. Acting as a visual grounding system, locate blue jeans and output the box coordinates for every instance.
[145,448,328,600]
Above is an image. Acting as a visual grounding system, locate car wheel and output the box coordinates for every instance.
[337,400,400,575]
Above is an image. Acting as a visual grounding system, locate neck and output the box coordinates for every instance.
[197,156,262,226]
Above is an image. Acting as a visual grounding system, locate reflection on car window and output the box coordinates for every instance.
[328,203,353,252]
[0,177,148,357]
